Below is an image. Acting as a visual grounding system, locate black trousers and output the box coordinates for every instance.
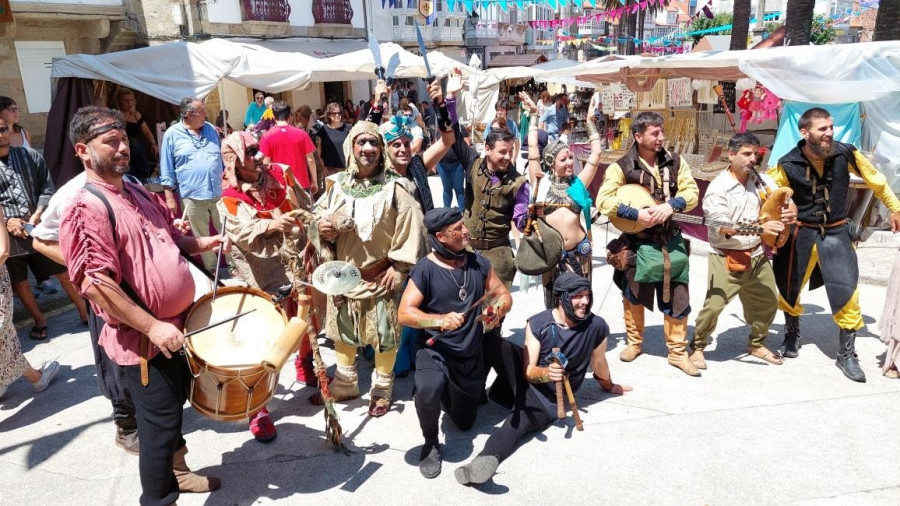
[119,353,189,506]
[480,340,554,462]
[87,302,136,427]
[414,350,480,441]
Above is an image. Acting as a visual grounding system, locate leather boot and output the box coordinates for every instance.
[114,416,139,455]
[780,313,801,358]
[173,445,221,493]
[664,315,700,377]
[836,329,866,383]
[620,298,645,362]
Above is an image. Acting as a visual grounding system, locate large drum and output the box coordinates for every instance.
[184,286,287,421]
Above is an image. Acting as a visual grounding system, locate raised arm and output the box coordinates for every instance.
[518,91,544,185]
[421,79,456,170]
[577,92,603,188]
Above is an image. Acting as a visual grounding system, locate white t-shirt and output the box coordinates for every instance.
[31,172,87,242]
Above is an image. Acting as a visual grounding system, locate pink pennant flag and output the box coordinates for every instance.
[631,4,640,13]
[640,0,648,8]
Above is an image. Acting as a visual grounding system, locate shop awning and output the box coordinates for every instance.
[230,37,368,58]
[487,53,548,68]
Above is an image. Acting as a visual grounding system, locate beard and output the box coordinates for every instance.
[808,136,834,158]
[91,150,130,175]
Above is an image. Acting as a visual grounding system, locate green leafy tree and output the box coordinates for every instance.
[765,14,834,45]
[809,15,836,45]
[689,12,733,44]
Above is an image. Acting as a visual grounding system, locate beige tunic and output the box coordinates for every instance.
[312,172,426,300]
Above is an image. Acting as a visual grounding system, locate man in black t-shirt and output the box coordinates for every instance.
[455,273,631,486]
[399,207,512,480]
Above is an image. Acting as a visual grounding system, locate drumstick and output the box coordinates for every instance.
[212,216,228,302]
[562,374,583,431]
[184,308,257,338]
[425,285,502,346]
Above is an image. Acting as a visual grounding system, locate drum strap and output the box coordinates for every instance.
[84,183,158,386]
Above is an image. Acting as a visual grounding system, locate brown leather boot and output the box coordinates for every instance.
[173,445,221,493]
[620,298,645,362]
[665,315,700,377]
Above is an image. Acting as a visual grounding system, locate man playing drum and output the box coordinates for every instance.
[217,130,319,442]
[60,107,225,506]
[311,119,427,417]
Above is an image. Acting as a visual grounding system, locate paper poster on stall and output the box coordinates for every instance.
[601,85,615,115]
[667,78,693,108]
[612,83,636,110]
[635,80,667,110]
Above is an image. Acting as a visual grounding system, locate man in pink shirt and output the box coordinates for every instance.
[259,100,319,195]
[60,106,226,506]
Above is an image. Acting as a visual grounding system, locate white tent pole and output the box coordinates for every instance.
[219,80,226,133]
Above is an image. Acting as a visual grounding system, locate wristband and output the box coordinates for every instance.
[530,366,551,384]
[437,102,452,133]
[593,372,615,392]
[616,203,639,221]
[667,196,687,212]
[585,119,600,138]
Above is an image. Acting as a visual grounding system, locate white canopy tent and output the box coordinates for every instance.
[315,42,479,82]
[543,42,900,190]
[50,39,480,104]
[50,39,320,103]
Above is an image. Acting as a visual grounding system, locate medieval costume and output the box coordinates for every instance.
[217,131,319,441]
[596,143,700,376]
[690,168,783,368]
[769,140,900,382]
[880,249,900,379]
[455,274,617,486]
[311,120,427,415]
[535,138,595,308]
[408,208,496,479]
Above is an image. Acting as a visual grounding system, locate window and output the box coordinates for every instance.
[393,15,399,26]
[15,41,65,114]
[405,16,414,26]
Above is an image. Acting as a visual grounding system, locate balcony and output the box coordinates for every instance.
[311,0,353,25]
[498,23,526,46]
[243,0,291,23]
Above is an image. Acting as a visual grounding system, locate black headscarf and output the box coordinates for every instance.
[553,273,592,323]
[424,207,467,261]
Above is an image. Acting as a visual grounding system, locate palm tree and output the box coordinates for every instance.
[784,0,815,46]
[730,0,752,50]
[873,0,900,41]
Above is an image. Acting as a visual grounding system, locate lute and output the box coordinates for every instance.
[608,184,765,235]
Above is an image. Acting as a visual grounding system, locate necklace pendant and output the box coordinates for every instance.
[458,287,468,301]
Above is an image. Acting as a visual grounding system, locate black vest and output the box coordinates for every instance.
[616,146,682,239]
[463,158,526,243]
[777,140,854,225]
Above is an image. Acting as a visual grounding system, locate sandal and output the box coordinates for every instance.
[368,396,391,417]
[748,346,783,365]
[29,325,48,340]
[884,367,899,379]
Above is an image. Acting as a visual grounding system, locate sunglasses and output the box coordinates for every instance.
[245,145,260,158]
[5,106,19,113]
[0,126,9,134]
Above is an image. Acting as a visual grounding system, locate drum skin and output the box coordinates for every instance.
[184,286,287,421]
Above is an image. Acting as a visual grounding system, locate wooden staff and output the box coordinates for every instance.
[562,374,584,431]
[552,347,565,420]
[523,174,543,236]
